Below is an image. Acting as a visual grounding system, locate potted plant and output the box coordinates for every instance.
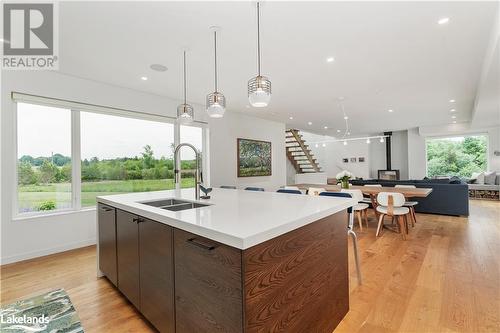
[336,170,353,189]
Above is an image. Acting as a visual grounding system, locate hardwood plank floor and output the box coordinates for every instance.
[1,200,499,333]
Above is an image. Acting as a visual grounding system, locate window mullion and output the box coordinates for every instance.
[71,110,82,210]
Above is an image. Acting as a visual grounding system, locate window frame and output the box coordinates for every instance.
[13,95,208,219]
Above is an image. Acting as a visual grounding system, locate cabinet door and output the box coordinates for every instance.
[116,210,140,309]
[139,219,175,333]
[98,203,117,286]
[174,229,243,333]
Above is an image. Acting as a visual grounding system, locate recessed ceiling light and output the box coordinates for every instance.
[326,57,335,63]
[289,116,293,120]
[150,64,168,72]
[449,99,455,103]
[450,109,456,112]
[343,116,348,120]
[141,76,148,81]
[438,17,450,25]
[451,115,456,119]
[308,121,312,125]
[315,144,319,148]
[322,143,326,147]
[453,120,457,124]
[337,129,341,133]
[388,109,394,113]
[324,126,328,129]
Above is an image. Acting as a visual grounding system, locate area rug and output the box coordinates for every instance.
[0,288,84,333]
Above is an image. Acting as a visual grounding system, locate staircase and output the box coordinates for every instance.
[285,129,322,173]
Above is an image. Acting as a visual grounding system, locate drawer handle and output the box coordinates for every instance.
[133,218,145,223]
[100,206,113,212]
[187,238,216,251]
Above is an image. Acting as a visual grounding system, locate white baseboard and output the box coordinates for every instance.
[0,238,96,265]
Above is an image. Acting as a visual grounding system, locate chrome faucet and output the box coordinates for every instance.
[173,143,203,200]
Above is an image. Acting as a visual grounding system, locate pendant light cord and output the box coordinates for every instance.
[214,31,218,92]
[183,51,187,105]
[257,2,261,76]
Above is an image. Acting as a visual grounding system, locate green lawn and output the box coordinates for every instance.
[18,178,195,212]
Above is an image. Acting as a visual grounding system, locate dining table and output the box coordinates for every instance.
[293,183,433,231]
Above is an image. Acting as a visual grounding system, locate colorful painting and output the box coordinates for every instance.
[237,138,272,177]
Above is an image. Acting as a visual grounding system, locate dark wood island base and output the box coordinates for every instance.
[98,202,349,333]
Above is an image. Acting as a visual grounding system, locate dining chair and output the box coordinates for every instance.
[307,187,326,196]
[284,186,301,191]
[395,185,419,226]
[341,189,369,231]
[319,191,362,284]
[220,185,237,189]
[375,192,410,240]
[276,189,302,195]
[360,184,382,204]
[244,187,265,192]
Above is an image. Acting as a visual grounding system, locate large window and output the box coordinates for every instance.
[179,125,203,188]
[426,135,487,178]
[14,98,207,216]
[17,103,72,213]
[80,112,177,207]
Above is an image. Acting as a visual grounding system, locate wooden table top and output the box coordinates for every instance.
[293,183,433,198]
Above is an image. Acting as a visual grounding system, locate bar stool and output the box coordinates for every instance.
[244,187,265,191]
[319,191,362,284]
[341,189,369,230]
[395,185,419,226]
[375,192,410,240]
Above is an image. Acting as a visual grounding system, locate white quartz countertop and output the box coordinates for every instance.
[97,188,356,249]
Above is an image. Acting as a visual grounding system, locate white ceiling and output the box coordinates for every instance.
[58,1,498,135]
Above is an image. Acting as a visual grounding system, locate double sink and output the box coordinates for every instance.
[139,198,210,212]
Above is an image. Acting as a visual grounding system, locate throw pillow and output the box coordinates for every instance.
[475,172,485,185]
[484,171,496,185]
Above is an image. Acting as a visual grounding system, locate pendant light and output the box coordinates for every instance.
[206,27,226,118]
[248,2,271,107]
[177,50,194,124]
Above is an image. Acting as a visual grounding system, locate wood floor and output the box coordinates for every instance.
[1,200,499,333]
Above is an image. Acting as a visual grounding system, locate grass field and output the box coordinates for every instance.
[18,178,195,212]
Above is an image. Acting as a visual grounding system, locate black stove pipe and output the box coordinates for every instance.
[384,131,392,170]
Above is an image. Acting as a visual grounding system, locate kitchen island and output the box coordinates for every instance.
[97,188,355,333]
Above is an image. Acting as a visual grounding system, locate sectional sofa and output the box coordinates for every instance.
[350,178,469,216]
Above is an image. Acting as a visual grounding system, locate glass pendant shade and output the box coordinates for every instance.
[206,92,226,118]
[248,75,271,107]
[177,103,194,124]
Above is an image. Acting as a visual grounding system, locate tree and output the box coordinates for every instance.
[142,145,155,169]
[39,160,59,183]
[18,162,37,185]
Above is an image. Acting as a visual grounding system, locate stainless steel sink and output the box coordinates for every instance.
[139,199,210,211]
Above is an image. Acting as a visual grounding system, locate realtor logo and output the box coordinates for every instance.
[2,2,58,69]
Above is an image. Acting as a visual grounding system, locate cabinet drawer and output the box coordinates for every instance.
[97,203,117,286]
[174,229,243,333]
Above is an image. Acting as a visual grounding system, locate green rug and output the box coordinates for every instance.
[0,289,84,333]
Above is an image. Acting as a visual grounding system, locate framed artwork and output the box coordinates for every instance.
[342,158,349,163]
[358,157,365,162]
[237,138,272,177]
[350,157,357,163]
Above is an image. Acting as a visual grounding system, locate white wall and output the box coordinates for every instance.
[407,127,427,179]
[298,131,371,180]
[391,131,409,180]
[209,112,286,191]
[1,70,205,264]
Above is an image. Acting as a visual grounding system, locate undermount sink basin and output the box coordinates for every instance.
[139,199,210,211]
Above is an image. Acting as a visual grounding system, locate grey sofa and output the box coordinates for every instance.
[350,179,469,216]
